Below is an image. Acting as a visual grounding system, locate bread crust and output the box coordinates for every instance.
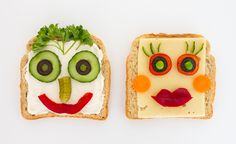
[126,33,216,119]
[20,35,110,120]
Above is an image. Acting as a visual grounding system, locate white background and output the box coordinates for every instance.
[0,0,235,143]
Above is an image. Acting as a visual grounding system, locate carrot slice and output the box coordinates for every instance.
[149,53,172,76]
[193,75,211,92]
[133,75,150,92]
[177,54,199,75]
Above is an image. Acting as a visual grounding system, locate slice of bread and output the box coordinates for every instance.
[126,33,216,119]
[20,35,110,120]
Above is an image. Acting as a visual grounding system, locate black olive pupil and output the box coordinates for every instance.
[181,57,196,72]
[37,59,53,76]
[76,59,91,75]
[152,56,167,72]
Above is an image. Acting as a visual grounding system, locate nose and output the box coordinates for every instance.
[58,76,71,103]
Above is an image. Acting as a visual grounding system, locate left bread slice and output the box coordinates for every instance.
[20,35,110,120]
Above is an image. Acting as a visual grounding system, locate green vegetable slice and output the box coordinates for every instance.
[155,60,165,70]
[29,50,61,83]
[152,56,168,72]
[180,57,196,72]
[68,51,100,83]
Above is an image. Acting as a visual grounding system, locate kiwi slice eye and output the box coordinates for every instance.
[29,50,61,83]
[68,51,100,83]
[180,57,196,72]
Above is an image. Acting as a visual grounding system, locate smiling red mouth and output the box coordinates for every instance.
[38,92,93,114]
[152,88,192,107]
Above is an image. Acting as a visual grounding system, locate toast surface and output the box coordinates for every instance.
[20,35,110,120]
[126,33,216,119]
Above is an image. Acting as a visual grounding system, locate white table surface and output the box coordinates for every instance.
[0,0,235,143]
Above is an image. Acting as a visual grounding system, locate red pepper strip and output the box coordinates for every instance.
[38,92,93,114]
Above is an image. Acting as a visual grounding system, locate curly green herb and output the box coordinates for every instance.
[32,24,93,54]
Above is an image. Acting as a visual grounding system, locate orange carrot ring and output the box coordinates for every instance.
[149,53,172,76]
[133,75,151,92]
[193,75,211,92]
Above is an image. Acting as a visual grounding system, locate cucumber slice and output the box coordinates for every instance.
[29,50,61,83]
[68,50,100,83]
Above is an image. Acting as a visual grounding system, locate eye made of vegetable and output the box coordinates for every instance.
[68,50,100,83]
[29,50,61,83]
[177,54,199,75]
[149,53,172,76]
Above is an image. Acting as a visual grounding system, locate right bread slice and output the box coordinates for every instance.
[126,34,216,119]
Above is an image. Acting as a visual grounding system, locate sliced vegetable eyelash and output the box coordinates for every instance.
[185,41,204,55]
[194,43,204,55]
[192,41,196,53]
[157,43,161,53]
[142,42,161,57]
[185,41,189,53]
[150,43,155,54]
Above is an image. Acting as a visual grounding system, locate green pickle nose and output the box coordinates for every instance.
[58,76,71,103]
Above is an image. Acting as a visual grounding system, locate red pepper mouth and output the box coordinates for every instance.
[38,92,93,114]
[152,88,192,107]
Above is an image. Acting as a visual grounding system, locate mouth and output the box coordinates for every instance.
[38,92,93,114]
[152,88,192,107]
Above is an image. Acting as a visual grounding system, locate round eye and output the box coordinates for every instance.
[29,50,61,83]
[149,53,172,75]
[177,54,199,75]
[68,50,100,83]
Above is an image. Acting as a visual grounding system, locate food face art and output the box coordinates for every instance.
[134,38,211,118]
[26,25,104,115]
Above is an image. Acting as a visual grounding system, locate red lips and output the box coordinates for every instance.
[38,92,93,114]
[152,88,192,107]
